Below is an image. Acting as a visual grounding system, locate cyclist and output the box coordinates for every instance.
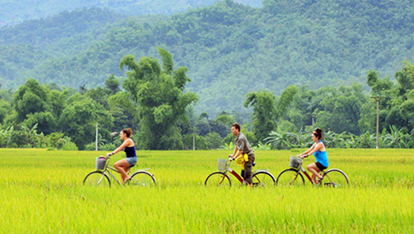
[228,123,255,187]
[297,128,329,184]
[106,128,137,184]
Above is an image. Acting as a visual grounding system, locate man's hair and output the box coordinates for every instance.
[231,123,241,131]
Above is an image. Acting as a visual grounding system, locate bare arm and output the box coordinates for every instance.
[306,143,323,156]
[229,146,242,160]
[297,143,316,157]
[297,143,322,158]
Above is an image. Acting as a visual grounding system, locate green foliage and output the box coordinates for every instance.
[1,1,261,27]
[252,142,272,151]
[245,87,297,142]
[182,133,208,150]
[244,90,277,142]
[221,141,234,150]
[47,132,65,149]
[59,93,113,149]
[205,132,223,149]
[104,74,121,95]
[120,48,198,149]
[0,126,13,147]
[2,0,414,117]
[60,137,79,151]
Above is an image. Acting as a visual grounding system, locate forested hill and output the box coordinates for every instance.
[1,0,414,117]
[0,0,262,27]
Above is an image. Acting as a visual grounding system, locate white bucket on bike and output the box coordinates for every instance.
[96,156,107,170]
[217,158,228,171]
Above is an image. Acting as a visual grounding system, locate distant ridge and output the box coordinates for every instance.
[1,0,413,117]
[0,0,262,27]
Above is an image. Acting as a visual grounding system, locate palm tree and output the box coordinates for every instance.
[265,127,303,150]
[382,125,409,148]
[0,126,14,148]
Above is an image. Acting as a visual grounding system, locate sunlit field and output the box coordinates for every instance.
[1,149,413,233]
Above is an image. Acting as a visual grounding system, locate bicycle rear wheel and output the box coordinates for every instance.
[129,171,156,187]
[276,169,305,186]
[83,171,111,187]
[321,169,349,188]
[252,171,275,187]
[205,172,231,187]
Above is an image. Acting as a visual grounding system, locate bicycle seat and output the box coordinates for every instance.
[128,164,135,168]
[253,162,256,167]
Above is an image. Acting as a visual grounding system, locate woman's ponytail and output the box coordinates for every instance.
[122,128,133,138]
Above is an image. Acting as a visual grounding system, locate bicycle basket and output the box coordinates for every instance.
[96,157,107,170]
[289,156,302,169]
[217,158,228,171]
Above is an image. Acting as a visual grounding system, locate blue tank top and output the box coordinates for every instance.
[313,141,329,168]
[123,145,137,158]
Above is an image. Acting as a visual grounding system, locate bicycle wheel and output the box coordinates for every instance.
[252,171,275,187]
[129,171,156,187]
[321,169,349,188]
[276,169,305,186]
[204,172,231,187]
[83,171,111,187]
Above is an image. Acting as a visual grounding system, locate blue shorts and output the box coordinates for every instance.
[126,157,137,166]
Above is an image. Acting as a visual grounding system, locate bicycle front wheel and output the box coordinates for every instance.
[83,171,111,187]
[252,171,275,187]
[205,172,231,187]
[321,169,349,188]
[129,171,156,187]
[276,169,305,186]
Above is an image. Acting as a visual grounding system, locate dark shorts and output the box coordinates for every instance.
[315,161,327,171]
[242,154,255,184]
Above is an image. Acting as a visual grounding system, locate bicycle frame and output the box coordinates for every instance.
[99,157,150,185]
[223,161,269,184]
[293,158,331,185]
[103,165,126,185]
[297,165,316,184]
[225,166,244,183]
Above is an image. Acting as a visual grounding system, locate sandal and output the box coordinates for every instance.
[123,178,131,185]
[315,177,323,184]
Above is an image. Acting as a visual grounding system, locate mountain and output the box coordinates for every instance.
[1,0,414,118]
[0,0,262,27]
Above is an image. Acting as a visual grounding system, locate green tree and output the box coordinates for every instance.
[244,90,277,142]
[105,74,121,94]
[13,79,58,134]
[244,86,298,142]
[59,93,113,149]
[14,79,48,122]
[120,47,198,149]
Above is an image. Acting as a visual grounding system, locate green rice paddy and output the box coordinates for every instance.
[0,149,413,233]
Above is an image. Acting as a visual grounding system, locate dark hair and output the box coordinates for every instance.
[121,128,132,138]
[313,128,323,139]
[231,123,241,131]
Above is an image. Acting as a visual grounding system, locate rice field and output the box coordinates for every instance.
[0,148,413,233]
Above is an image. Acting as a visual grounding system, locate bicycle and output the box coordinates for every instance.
[83,155,156,187]
[204,158,276,187]
[276,156,349,187]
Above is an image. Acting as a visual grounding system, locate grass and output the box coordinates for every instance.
[0,148,413,233]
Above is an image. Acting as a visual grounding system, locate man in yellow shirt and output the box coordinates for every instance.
[228,123,255,187]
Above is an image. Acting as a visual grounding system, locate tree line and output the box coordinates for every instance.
[1,48,414,150]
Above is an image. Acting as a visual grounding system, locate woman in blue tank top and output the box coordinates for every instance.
[297,128,329,184]
[106,128,137,184]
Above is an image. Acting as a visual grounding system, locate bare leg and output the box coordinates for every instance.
[114,159,131,183]
[307,163,322,184]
